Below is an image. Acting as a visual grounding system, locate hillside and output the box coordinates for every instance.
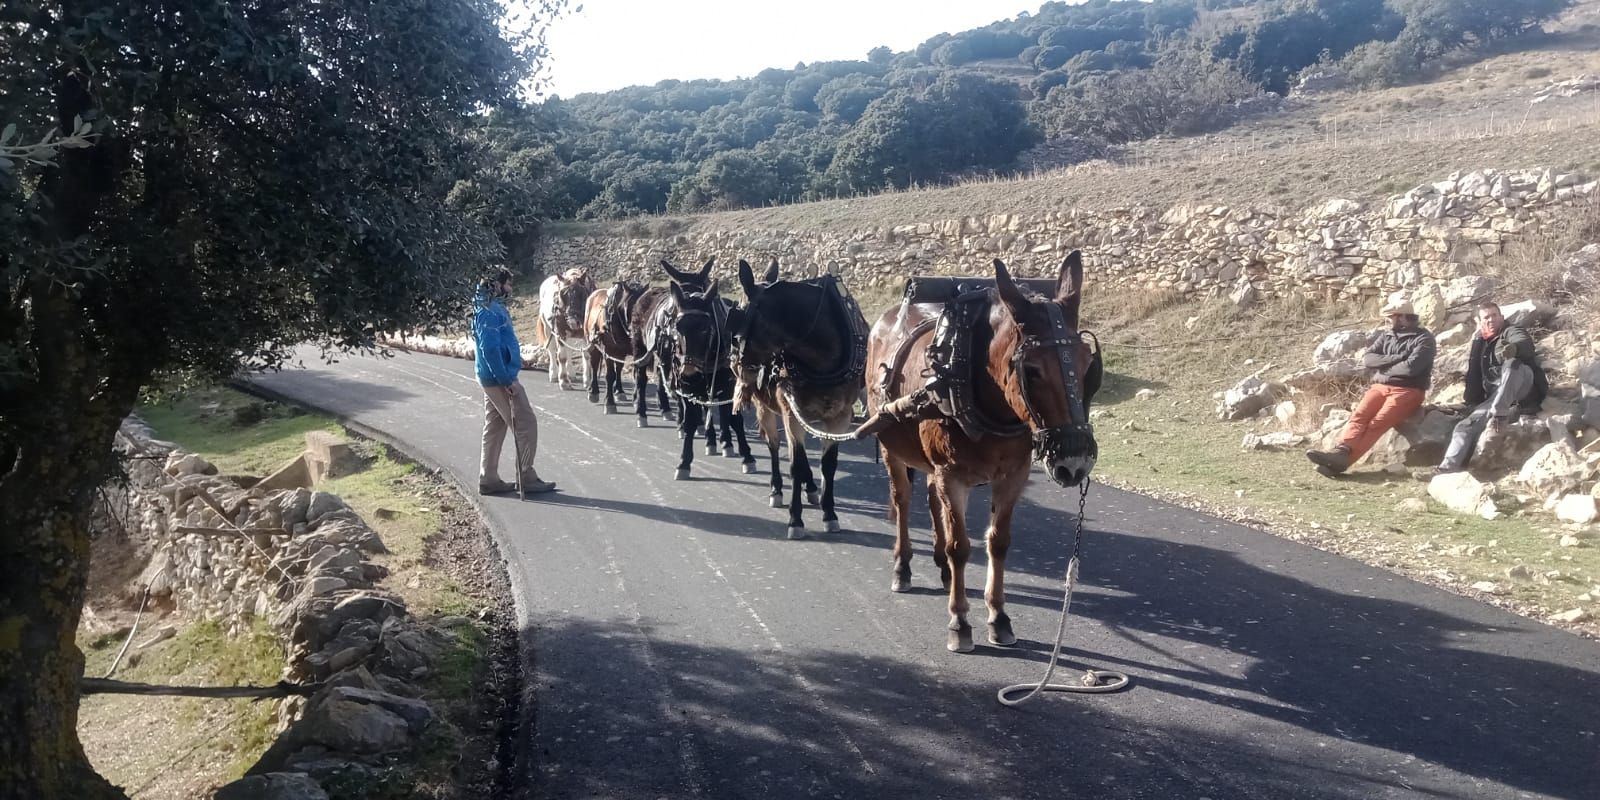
[550,14,1600,238]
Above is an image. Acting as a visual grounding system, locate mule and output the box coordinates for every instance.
[864,252,1100,653]
[537,268,596,389]
[734,258,868,539]
[583,282,639,411]
[627,285,678,429]
[664,277,757,480]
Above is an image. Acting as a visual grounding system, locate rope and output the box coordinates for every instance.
[672,386,737,407]
[997,480,1130,706]
[779,384,860,443]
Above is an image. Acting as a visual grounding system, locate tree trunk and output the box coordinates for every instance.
[0,479,126,800]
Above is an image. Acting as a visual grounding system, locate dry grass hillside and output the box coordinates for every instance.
[553,3,1600,239]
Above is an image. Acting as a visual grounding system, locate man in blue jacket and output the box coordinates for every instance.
[474,269,555,495]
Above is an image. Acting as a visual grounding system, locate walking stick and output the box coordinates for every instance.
[507,384,526,499]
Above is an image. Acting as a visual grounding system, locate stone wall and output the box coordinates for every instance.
[109,421,466,798]
[534,168,1599,300]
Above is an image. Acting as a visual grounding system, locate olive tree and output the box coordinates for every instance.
[0,1,563,795]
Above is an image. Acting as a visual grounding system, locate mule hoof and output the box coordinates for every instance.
[605,405,618,415]
[805,490,821,507]
[768,493,784,509]
[637,419,648,429]
[947,623,975,654]
[674,468,690,481]
[722,445,736,457]
[588,393,600,404]
[891,576,910,593]
[988,616,1017,648]
[823,519,841,533]
[705,444,718,456]
[786,525,807,540]
[742,462,759,474]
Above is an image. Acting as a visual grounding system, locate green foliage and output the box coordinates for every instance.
[827,73,1036,193]
[1032,48,1263,143]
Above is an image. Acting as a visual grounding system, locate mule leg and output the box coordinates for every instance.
[785,420,811,539]
[586,348,602,403]
[759,406,783,507]
[932,473,975,653]
[927,472,951,591]
[800,447,820,507]
[820,443,840,533]
[984,472,1028,647]
[634,362,649,427]
[604,361,619,414]
[704,404,719,455]
[656,364,674,421]
[675,403,699,480]
[730,408,756,472]
[886,452,914,592]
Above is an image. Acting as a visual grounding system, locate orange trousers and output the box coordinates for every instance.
[1338,384,1425,462]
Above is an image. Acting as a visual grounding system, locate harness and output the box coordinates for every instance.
[876,278,1100,465]
[669,291,737,407]
[736,274,870,394]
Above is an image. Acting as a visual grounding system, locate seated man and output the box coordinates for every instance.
[1421,301,1547,477]
[1306,298,1436,476]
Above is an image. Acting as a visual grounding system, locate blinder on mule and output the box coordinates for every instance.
[1009,301,1099,483]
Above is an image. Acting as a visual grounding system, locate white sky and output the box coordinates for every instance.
[532,0,1038,97]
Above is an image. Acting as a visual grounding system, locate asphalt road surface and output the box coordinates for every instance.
[248,348,1600,800]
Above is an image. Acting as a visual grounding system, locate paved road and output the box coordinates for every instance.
[249,349,1600,800]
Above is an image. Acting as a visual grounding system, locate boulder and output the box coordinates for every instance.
[1412,283,1447,329]
[1472,417,1560,473]
[297,694,411,754]
[305,492,350,525]
[1517,442,1591,503]
[1500,299,1556,329]
[1313,330,1370,364]
[1553,493,1598,524]
[1228,279,1259,310]
[1428,472,1500,520]
[325,686,435,732]
[1434,322,1473,349]
[216,773,329,800]
[1242,431,1305,451]
[164,452,217,478]
[1280,359,1369,390]
[1217,374,1285,421]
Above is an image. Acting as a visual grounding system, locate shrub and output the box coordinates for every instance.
[1035,45,1073,70]
[1032,49,1263,143]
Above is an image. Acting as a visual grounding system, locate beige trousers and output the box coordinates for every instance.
[481,384,540,484]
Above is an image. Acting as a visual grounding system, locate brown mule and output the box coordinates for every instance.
[584,281,644,413]
[865,252,1100,653]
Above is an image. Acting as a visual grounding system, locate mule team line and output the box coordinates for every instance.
[529,253,1123,698]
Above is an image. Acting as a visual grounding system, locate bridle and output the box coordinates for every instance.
[671,290,731,405]
[732,275,867,389]
[1006,299,1098,482]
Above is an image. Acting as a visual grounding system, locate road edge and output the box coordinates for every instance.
[232,376,541,792]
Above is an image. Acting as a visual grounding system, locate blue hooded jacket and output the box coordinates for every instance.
[472,284,522,387]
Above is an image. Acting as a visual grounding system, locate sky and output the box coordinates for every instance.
[531,0,1038,98]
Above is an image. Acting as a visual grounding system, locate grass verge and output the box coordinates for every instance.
[1081,290,1600,637]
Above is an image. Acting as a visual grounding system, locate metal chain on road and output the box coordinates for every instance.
[998,479,1130,706]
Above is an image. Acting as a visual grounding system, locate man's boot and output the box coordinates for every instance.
[1305,446,1352,475]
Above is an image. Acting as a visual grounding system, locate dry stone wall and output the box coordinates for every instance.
[535,168,1598,301]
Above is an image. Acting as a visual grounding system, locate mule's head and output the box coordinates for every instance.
[733,257,795,368]
[661,256,715,290]
[991,252,1099,488]
[553,269,591,331]
[668,280,724,394]
[604,280,645,338]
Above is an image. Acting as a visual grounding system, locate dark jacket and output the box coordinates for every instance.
[1362,327,1436,390]
[1464,324,1547,412]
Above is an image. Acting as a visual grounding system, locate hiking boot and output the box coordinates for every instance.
[519,478,557,495]
[479,479,518,495]
[1413,466,1462,482]
[1306,448,1351,475]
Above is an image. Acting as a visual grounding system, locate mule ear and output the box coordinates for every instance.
[1054,250,1084,328]
[706,280,720,300]
[669,280,686,305]
[993,259,1031,320]
[661,259,696,285]
[764,257,780,284]
[699,256,715,280]
[738,259,761,299]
